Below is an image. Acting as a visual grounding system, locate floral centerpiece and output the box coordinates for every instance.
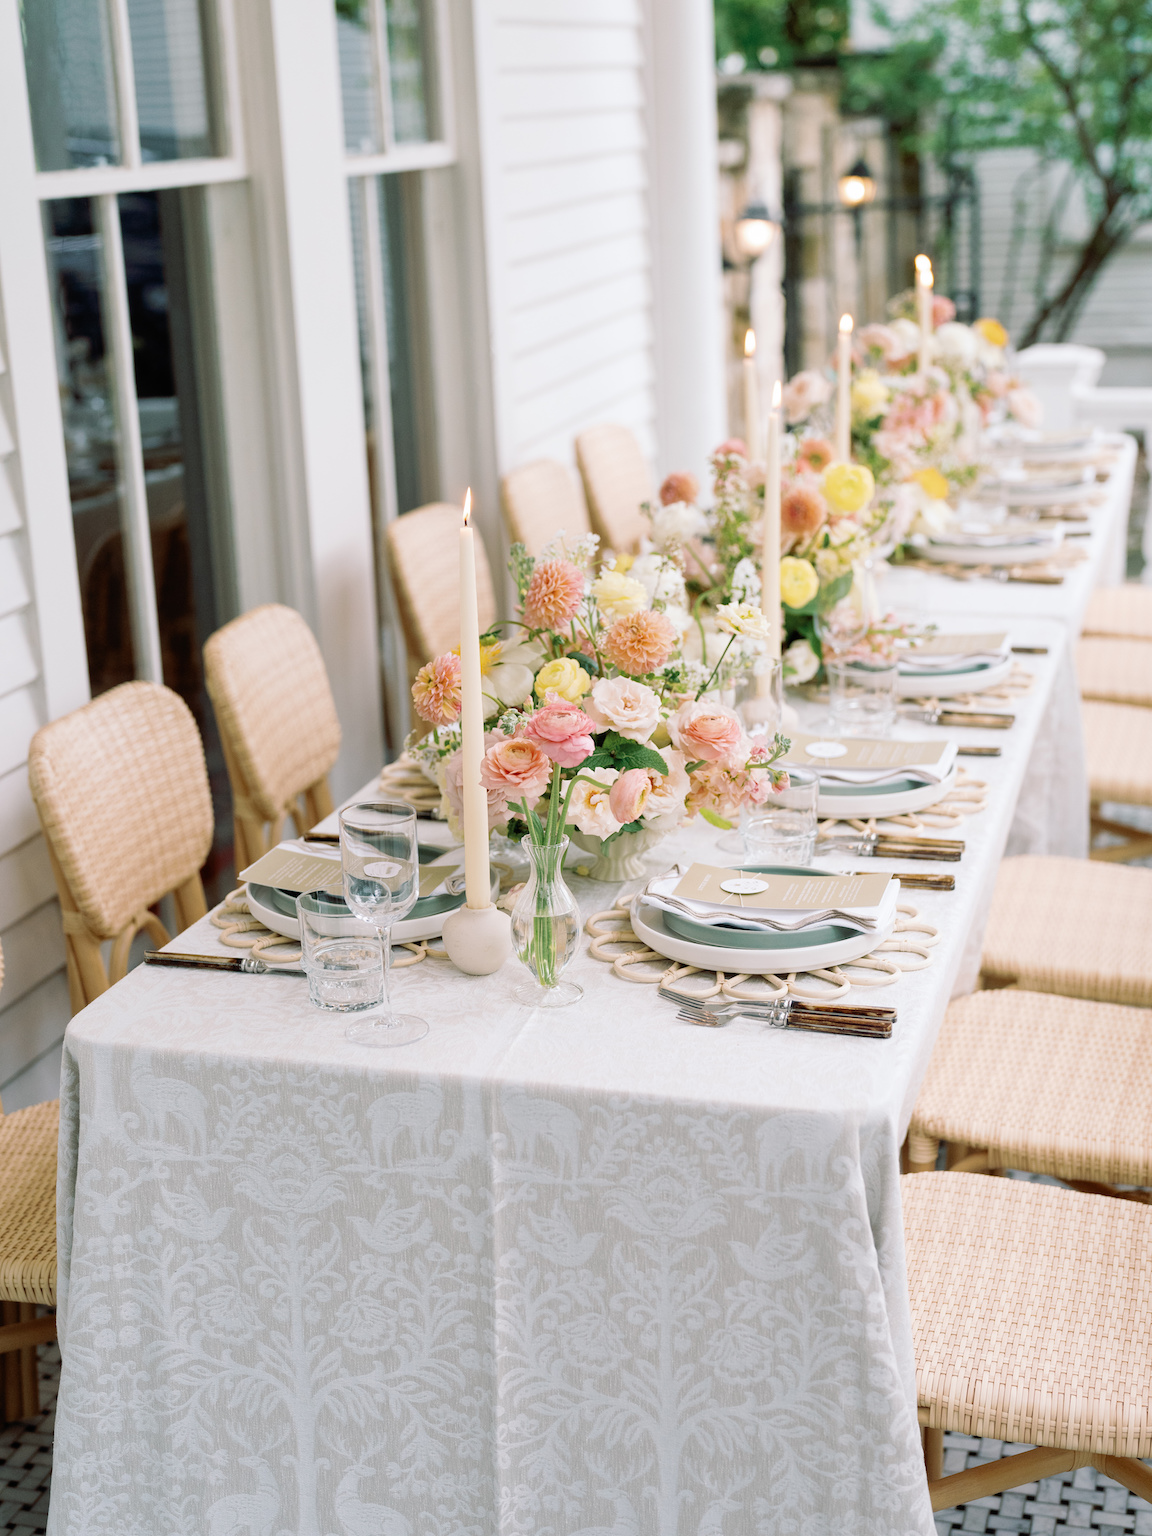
[407,532,790,886]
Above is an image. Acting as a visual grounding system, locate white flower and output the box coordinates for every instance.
[648,501,708,552]
[590,569,648,622]
[629,553,688,610]
[781,369,833,425]
[640,747,690,827]
[540,530,600,570]
[567,768,621,838]
[484,638,547,708]
[1007,387,1042,429]
[934,321,979,366]
[889,317,921,356]
[782,637,820,683]
[729,557,761,607]
[715,602,771,641]
[585,676,662,742]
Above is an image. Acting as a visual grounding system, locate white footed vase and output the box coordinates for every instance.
[568,825,668,882]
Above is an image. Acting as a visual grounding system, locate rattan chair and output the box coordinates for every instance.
[28,680,213,1012]
[1082,699,1152,862]
[907,989,1152,1200]
[204,604,341,869]
[1083,585,1152,642]
[387,502,498,665]
[574,424,653,554]
[1078,637,1152,707]
[500,459,591,556]
[0,941,60,1423]
[980,856,1152,1005]
[904,1172,1152,1511]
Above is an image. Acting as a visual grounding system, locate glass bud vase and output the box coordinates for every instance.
[510,837,583,1008]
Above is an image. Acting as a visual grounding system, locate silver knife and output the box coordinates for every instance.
[145,951,304,976]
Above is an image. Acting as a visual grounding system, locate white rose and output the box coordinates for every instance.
[780,369,833,426]
[782,637,820,684]
[585,676,662,743]
[590,570,648,622]
[888,318,921,357]
[934,322,978,366]
[567,768,621,838]
[640,747,690,826]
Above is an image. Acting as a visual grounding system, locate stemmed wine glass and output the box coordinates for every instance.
[339,801,428,1047]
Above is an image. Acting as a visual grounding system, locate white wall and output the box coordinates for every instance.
[473,0,659,477]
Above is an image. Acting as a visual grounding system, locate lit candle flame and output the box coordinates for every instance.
[839,313,853,334]
[462,488,472,526]
[915,254,934,286]
[744,328,756,358]
[772,379,782,408]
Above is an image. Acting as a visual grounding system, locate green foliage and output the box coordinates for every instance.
[581,733,670,777]
[507,543,535,603]
[714,0,849,66]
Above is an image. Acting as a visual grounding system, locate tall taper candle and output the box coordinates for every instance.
[760,378,782,671]
[458,491,491,908]
[743,328,763,461]
[835,313,853,463]
[916,254,933,372]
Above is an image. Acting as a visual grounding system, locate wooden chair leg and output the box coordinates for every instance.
[922,1426,943,1482]
[928,1447,1088,1512]
[907,1130,940,1175]
[1093,1457,1152,1503]
[2,1303,20,1423]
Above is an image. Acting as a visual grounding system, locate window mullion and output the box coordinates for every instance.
[372,0,396,154]
[107,0,142,169]
[95,192,164,684]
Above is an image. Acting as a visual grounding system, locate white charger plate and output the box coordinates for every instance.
[246,851,496,944]
[921,533,1062,566]
[982,479,1094,507]
[630,895,896,975]
[897,653,1013,698]
[814,765,957,819]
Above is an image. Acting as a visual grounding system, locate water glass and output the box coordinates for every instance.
[297,891,384,1012]
[339,800,428,1047]
[741,767,819,865]
[826,659,898,737]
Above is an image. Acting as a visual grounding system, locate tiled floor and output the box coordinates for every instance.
[0,1347,57,1534]
[935,1432,1152,1534]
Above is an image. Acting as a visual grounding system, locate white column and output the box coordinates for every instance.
[645,0,726,484]
[234,0,384,797]
[746,76,791,397]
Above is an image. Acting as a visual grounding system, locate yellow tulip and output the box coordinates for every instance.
[534,655,591,701]
[822,462,875,515]
[913,467,950,501]
[780,557,820,609]
[974,317,1008,349]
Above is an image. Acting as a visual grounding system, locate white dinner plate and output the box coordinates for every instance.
[897,653,1013,698]
[980,479,1095,507]
[814,766,957,819]
[921,533,1063,566]
[630,896,897,975]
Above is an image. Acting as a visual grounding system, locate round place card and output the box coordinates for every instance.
[805,740,848,759]
[719,877,771,895]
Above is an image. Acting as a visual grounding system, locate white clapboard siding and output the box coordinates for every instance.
[478,0,657,476]
[0,532,30,616]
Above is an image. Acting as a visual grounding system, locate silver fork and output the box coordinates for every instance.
[671,993,896,1028]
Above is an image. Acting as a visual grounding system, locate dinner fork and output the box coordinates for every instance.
[674,995,895,1037]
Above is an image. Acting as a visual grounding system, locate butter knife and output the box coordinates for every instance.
[145,951,304,976]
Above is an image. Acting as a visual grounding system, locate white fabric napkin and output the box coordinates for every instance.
[640,874,899,935]
[809,740,958,787]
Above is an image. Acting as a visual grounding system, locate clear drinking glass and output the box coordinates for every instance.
[826,659,898,737]
[297,891,385,1012]
[741,767,819,864]
[340,801,429,1046]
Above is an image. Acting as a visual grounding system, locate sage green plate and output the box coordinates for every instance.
[660,865,853,951]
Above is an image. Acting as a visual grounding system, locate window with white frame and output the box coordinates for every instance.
[22,0,245,897]
[338,0,455,745]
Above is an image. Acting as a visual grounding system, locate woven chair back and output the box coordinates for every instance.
[28,681,213,1010]
[500,459,591,556]
[387,502,498,665]
[204,604,341,868]
[574,423,652,554]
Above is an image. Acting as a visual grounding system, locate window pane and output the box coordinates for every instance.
[22,0,121,170]
[127,0,215,161]
[385,0,431,144]
[336,0,381,155]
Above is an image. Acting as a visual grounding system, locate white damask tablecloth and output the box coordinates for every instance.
[50,623,1083,1536]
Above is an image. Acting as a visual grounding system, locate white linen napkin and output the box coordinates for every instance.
[640,873,899,935]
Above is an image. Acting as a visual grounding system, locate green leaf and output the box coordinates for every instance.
[570,652,600,676]
[698,807,733,830]
[603,733,669,775]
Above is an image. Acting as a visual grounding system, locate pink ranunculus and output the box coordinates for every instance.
[667,699,749,770]
[446,733,515,831]
[585,676,662,743]
[479,735,553,804]
[522,692,596,767]
[714,438,747,458]
[608,768,651,825]
[932,294,957,326]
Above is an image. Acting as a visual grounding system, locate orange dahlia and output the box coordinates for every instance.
[601,610,678,676]
[659,470,699,506]
[782,482,826,541]
[411,652,462,726]
[523,559,585,629]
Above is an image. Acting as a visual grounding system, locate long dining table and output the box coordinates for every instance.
[48,437,1136,1536]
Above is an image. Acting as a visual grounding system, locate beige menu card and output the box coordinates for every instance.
[673,864,892,911]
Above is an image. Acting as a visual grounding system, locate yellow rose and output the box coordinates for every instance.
[850,369,889,420]
[780,557,820,609]
[974,317,1008,349]
[591,569,648,621]
[822,462,875,515]
[534,656,592,701]
[912,466,950,501]
[612,553,635,573]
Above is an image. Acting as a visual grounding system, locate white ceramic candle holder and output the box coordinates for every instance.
[441,903,512,976]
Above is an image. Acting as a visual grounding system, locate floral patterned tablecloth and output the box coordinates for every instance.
[50,625,1080,1536]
